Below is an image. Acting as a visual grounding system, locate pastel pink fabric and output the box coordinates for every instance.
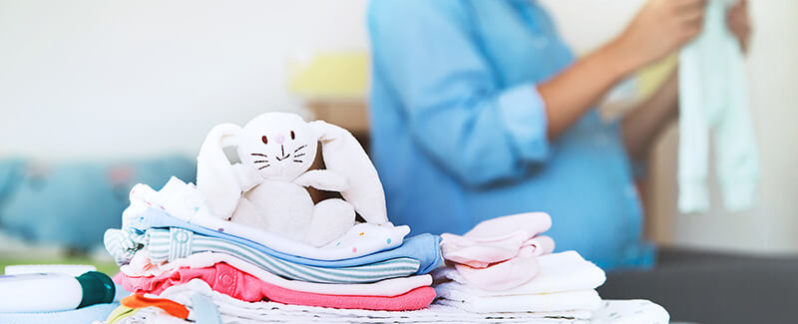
[115,262,435,311]
[465,212,552,239]
[440,212,555,290]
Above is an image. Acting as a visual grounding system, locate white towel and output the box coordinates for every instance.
[435,250,606,296]
[435,288,602,313]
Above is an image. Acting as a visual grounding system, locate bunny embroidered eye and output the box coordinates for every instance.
[261,136,268,144]
[290,131,296,140]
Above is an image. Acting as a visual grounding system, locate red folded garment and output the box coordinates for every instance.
[115,262,435,311]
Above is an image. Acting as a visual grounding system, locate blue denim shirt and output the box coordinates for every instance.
[367,0,654,270]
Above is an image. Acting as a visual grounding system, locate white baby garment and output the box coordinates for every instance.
[678,0,759,213]
[434,250,606,296]
[435,288,602,313]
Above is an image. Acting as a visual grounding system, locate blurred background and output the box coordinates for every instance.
[0,0,796,272]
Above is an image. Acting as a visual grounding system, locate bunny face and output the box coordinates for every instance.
[237,113,317,181]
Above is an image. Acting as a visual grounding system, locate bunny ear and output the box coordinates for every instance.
[310,120,388,224]
[197,123,244,218]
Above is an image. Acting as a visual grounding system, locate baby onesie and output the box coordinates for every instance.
[678,0,759,213]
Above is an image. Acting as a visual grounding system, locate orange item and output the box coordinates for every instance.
[120,294,189,319]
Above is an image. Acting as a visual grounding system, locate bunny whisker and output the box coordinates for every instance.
[253,160,269,163]
[294,145,307,153]
[258,164,271,170]
[293,159,303,163]
[251,153,268,157]
[293,153,305,158]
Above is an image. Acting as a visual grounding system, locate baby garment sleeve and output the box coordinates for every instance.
[678,0,759,213]
[368,0,550,187]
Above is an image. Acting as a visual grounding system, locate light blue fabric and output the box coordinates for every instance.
[190,293,221,324]
[127,208,443,274]
[0,156,195,250]
[367,0,654,270]
[105,227,421,284]
[678,0,759,213]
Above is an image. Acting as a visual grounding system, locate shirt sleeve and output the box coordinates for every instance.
[368,0,550,188]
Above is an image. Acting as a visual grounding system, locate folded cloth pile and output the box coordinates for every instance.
[433,213,606,321]
[102,278,668,324]
[103,177,443,315]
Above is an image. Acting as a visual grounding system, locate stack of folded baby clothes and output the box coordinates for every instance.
[432,213,606,321]
[103,177,443,319]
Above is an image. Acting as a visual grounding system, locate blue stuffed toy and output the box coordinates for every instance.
[0,156,195,251]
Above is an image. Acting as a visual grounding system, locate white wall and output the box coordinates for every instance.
[0,0,369,160]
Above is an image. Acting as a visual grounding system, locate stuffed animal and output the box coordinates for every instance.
[196,112,387,247]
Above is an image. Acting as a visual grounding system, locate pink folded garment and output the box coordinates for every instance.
[453,245,541,291]
[465,212,552,239]
[439,212,555,290]
[440,213,554,268]
[115,262,436,311]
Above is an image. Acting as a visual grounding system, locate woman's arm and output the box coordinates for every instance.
[539,0,706,139]
[622,70,679,161]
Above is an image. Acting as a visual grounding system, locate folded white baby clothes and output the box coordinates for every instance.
[434,251,606,316]
[439,212,555,290]
[435,288,602,313]
[125,178,409,260]
[121,251,432,297]
[435,250,606,296]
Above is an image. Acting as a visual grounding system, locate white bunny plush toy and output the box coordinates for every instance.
[196,112,388,247]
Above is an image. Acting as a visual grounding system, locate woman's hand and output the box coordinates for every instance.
[610,0,707,73]
[727,0,751,53]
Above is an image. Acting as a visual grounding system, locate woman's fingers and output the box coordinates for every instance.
[727,0,752,53]
[679,6,706,25]
[674,0,707,12]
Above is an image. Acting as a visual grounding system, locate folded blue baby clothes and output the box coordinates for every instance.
[126,207,442,274]
[678,0,759,213]
[105,227,421,284]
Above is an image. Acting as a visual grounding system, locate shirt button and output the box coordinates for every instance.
[219,273,234,287]
[175,231,189,243]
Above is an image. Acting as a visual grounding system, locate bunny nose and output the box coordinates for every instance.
[274,134,286,144]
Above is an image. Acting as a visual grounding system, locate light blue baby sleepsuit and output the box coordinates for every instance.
[678,0,759,213]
